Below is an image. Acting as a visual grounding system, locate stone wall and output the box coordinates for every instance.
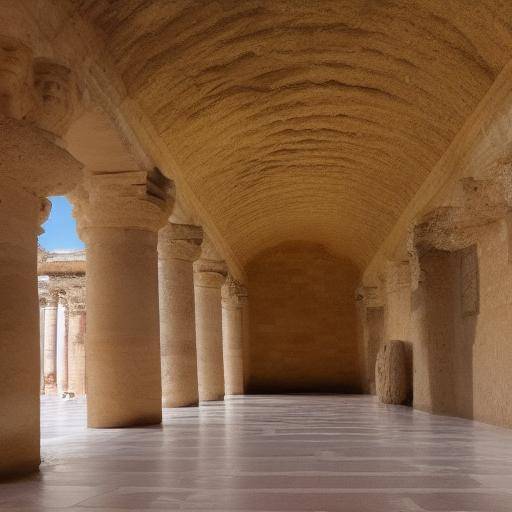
[464,220,512,427]
[369,182,512,428]
[246,242,361,393]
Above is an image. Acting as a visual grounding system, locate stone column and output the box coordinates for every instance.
[356,286,384,394]
[242,298,251,390]
[57,298,69,395]
[194,242,227,401]
[73,170,173,428]
[158,223,203,408]
[0,40,82,476]
[221,276,248,395]
[39,298,46,394]
[43,290,59,395]
[67,284,86,396]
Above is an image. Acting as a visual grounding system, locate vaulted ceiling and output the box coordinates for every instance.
[75,0,512,269]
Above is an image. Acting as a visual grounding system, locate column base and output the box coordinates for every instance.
[87,414,162,429]
[163,398,199,408]
[199,394,225,402]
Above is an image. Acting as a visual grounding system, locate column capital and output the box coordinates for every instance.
[194,259,227,288]
[222,275,248,307]
[0,37,83,197]
[0,116,83,197]
[158,223,203,261]
[63,279,86,314]
[41,288,60,307]
[72,169,174,235]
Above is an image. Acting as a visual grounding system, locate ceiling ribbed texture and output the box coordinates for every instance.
[76,0,512,268]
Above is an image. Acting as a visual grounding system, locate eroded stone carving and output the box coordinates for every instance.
[412,176,511,255]
[28,58,81,137]
[222,275,248,308]
[408,174,512,289]
[0,39,83,197]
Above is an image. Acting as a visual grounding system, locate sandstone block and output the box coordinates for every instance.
[375,340,410,405]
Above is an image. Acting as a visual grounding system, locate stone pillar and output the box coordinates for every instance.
[409,200,493,417]
[73,170,173,427]
[356,286,384,394]
[242,298,251,390]
[43,291,59,395]
[194,242,227,401]
[67,285,86,396]
[39,298,46,394]
[0,40,82,476]
[221,276,248,396]
[57,298,69,395]
[158,223,203,408]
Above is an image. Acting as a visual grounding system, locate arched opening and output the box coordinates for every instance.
[37,196,87,436]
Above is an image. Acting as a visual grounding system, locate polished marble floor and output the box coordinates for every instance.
[2,395,512,511]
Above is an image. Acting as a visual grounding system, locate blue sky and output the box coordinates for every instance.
[38,196,85,251]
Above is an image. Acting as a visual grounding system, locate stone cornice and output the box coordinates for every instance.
[38,249,86,275]
[411,176,511,254]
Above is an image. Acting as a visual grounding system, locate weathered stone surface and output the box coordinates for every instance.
[158,222,203,408]
[72,170,175,428]
[375,340,410,405]
[221,275,248,395]
[0,35,33,119]
[75,1,512,271]
[28,58,82,138]
[194,236,227,401]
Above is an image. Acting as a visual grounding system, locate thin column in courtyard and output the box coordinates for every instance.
[158,222,203,407]
[67,283,86,396]
[43,290,59,395]
[221,276,248,395]
[57,297,69,395]
[194,238,227,401]
[39,297,46,394]
[72,170,174,427]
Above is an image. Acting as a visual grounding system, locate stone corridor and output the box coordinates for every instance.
[2,396,512,511]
